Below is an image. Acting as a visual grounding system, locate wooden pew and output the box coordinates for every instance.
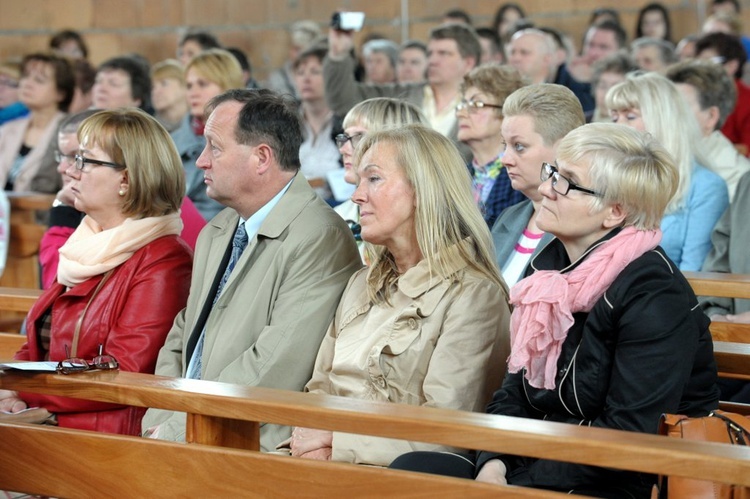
[0,193,52,332]
[0,370,749,498]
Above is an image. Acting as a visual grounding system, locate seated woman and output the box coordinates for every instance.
[0,53,74,193]
[607,72,728,271]
[391,123,720,497]
[92,55,152,111]
[457,64,527,227]
[491,84,585,287]
[40,109,205,289]
[173,48,244,221]
[0,108,193,436]
[287,125,511,466]
[333,97,427,256]
[294,42,341,201]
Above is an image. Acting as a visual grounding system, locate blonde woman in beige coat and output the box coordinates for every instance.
[288,124,511,466]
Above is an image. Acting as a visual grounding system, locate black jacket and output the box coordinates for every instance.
[477,231,720,498]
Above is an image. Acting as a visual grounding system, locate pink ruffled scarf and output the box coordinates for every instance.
[507,227,662,390]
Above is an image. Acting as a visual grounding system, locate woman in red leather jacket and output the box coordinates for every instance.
[0,108,193,435]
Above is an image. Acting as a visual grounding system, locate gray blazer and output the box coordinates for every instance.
[700,170,750,317]
[142,173,362,451]
[491,200,554,278]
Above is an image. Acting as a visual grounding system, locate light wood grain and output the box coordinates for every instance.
[1,370,749,487]
[685,271,750,300]
[0,423,560,498]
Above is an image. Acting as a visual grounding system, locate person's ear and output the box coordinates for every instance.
[724,59,740,79]
[119,171,129,196]
[254,144,274,175]
[706,105,721,132]
[603,202,627,229]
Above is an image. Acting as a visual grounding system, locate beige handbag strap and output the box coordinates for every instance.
[71,269,114,358]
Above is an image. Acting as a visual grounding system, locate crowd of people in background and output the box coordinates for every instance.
[0,1,748,495]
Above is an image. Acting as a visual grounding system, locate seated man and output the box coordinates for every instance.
[141,89,361,451]
[324,23,480,158]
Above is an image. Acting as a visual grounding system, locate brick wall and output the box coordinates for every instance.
[0,0,745,82]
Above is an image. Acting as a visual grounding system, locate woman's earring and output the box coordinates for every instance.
[118,189,126,196]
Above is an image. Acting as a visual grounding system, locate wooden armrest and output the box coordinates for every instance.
[684,272,750,300]
[0,287,42,312]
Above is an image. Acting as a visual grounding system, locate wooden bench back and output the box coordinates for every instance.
[0,370,749,493]
[0,193,52,332]
[0,422,536,499]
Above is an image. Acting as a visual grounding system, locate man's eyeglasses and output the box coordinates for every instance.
[55,151,76,165]
[57,354,119,375]
[456,99,503,113]
[335,132,364,149]
[541,162,600,197]
[74,154,126,173]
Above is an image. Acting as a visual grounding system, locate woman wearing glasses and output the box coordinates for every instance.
[392,123,719,497]
[38,109,205,289]
[490,84,585,287]
[457,64,527,227]
[286,125,510,466]
[0,108,193,436]
[333,98,427,258]
[607,72,728,271]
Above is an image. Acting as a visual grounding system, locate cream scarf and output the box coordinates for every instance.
[57,213,183,287]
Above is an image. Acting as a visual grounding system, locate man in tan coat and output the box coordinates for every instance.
[142,89,361,451]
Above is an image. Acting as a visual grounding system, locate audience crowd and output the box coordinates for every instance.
[0,1,748,495]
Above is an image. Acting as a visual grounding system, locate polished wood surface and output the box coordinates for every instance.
[0,332,26,358]
[0,369,749,487]
[685,271,750,300]
[0,423,555,499]
[0,287,42,312]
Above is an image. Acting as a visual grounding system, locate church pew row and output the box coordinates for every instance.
[0,369,749,498]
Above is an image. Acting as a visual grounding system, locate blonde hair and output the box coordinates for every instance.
[185,48,244,92]
[605,72,704,213]
[150,58,185,84]
[353,124,506,304]
[557,123,678,230]
[343,97,427,130]
[502,84,585,146]
[78,108,185,219]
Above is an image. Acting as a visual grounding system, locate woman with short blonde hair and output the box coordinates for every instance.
[391,123,719,497]
[174,48,244,221]
[78,109,185,218]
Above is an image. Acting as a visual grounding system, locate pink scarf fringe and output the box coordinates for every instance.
[507,227,662,390]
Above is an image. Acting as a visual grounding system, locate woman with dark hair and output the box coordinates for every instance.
[492,3,526,41]
[92,56,152,112]
[636,2,672,42]
[177,31,222,67]
[0,53,74,193]
[49,29,89,60]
